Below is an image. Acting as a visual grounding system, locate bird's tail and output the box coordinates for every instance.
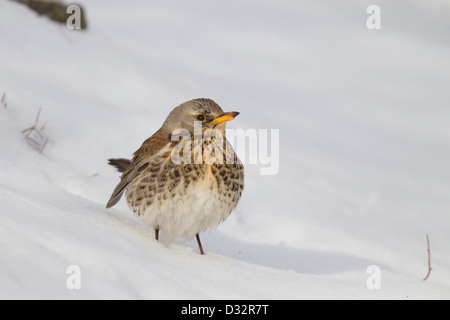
[108,158,131,173]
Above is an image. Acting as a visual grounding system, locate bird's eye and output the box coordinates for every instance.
[196,114,206,121]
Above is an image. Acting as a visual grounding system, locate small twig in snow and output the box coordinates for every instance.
[1,92,6,108]
[423,234,432,281]
[22,108,49,154]
[39,136,49,153]
[22,108,41,135]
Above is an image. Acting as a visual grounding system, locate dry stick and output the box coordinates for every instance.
[22,108,49,153]
[423,234,432,281]
[39,136,49,154]
[1,92,6,108]
[22,108,42,136]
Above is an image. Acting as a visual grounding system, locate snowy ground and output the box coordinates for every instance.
[1,0,450,299]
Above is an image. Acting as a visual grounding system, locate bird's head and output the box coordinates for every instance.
[161,98,239,135]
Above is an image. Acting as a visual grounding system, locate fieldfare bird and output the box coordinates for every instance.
[106,98,244,254]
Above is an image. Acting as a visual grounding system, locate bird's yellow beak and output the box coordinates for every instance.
[211,111,240,125]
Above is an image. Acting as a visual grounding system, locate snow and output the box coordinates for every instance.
[1,0,450,299]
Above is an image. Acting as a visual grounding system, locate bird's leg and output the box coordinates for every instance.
[155,228,159,241]
[196,234,205,255]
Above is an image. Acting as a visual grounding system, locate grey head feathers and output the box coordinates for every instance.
[161,98,225,134]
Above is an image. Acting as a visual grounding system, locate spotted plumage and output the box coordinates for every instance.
[106,98,244,254]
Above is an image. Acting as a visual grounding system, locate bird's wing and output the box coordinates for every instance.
[106,128,172,208]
